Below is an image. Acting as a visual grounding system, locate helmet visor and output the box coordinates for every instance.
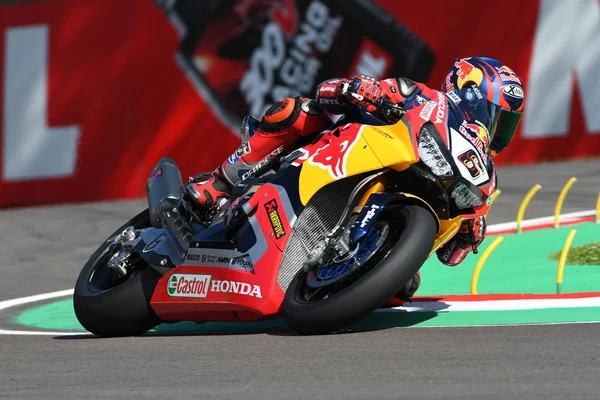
[457,89,522,153]
[489,106,522,152]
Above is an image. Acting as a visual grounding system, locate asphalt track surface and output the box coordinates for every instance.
[1,159,599,399]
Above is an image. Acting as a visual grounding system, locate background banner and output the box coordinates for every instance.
[0,0,598,207]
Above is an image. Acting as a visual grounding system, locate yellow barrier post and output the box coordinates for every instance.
[554,177,577,229]
[596,193,600,224]
[471,236,505,295]
[556,229,577,294]
[516,184,542,234]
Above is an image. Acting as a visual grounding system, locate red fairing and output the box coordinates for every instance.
[401,91,452,147]
[149,184,293,322]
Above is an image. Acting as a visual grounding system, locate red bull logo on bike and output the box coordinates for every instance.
[455,58,483,89]
[463,121,490,148]
[459,121,488,162]
[297,125,362,179]
[168,274,211,298]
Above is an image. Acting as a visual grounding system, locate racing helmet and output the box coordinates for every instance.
[441,57,525,157]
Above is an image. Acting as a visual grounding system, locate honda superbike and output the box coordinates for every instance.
[73,95,495,336]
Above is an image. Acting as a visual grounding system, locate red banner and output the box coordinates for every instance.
[0,0,598,208]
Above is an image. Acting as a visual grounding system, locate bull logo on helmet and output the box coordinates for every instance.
[455,59,484,89]
[497,65,515,75]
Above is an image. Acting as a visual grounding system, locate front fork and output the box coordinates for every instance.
[353,180,386,215]
[301,179,387,271]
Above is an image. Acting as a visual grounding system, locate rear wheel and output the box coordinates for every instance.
[283,205,437,335]
[73,209,162,337]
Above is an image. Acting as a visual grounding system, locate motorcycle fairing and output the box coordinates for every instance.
[149,183,297,322]
[293,121,418,205]
[146,94,498,323]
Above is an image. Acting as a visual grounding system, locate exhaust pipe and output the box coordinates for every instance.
[146,157,192,253]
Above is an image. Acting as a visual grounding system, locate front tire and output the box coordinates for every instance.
[73,210,162,337]
[283,205,437,335]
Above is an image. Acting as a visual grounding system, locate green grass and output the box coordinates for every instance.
[549,242,600,265]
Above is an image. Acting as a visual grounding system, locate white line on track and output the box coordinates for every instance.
[0,289,73,311]
[0,211,598,336]
[487,209,596,233]
[379,296,600,313]
[0,289,86,336]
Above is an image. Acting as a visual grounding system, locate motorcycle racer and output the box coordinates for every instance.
[187,56,525,301]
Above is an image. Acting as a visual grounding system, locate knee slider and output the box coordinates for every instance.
[261,97,303,133]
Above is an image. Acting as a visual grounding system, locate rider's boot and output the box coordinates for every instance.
[188,97,331,209]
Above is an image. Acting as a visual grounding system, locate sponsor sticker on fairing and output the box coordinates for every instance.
[167,274,211,298]
[210,280,263,298]
[185,249,255,272]
[434,91,447,124]
[359,204,380,228]
[419,100,437,121]
[264,199,286,238]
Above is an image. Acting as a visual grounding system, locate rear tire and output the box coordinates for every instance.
[73,210,162,337]
[283,205,437,335]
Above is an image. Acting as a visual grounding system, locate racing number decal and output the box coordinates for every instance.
[264,199,286,239]
[458,149,483,178]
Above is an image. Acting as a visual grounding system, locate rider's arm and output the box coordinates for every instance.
[314,78,355,115]
[315,76,423,115]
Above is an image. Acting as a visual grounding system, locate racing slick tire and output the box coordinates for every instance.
[73,209,162,337]
[283,205,437,335]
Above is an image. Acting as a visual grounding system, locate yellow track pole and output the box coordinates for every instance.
[556,229,577,294]
[471,236,504,295]
[596,193,600,224]
[554,177,577,229]
[516,184,542,234]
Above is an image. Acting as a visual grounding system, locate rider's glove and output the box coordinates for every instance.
[436,216,486,266]
[336,75,383,112]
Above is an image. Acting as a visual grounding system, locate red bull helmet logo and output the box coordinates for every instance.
[497,65,515,75]
[454,58,483,89]
[496,65,522,84]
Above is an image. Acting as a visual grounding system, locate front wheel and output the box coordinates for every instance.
[283,205,437,335]
[73,209,162,337]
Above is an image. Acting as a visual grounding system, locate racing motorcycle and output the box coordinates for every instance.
[73,94,496,337]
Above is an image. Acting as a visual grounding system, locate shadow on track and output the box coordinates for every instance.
[52,306,441,340]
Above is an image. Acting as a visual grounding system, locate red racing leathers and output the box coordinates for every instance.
[187,75,488,271]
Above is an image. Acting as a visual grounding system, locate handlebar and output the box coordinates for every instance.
[375,98,406,123]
